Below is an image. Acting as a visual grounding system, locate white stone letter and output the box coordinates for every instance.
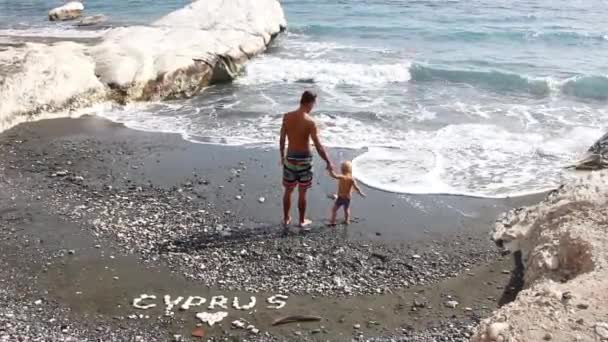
[180,296,206,311]
[208,295,228,310]
[266,294,288,309]
[133,294,157,310]
[164,295,184,317]
[233,296,256,310]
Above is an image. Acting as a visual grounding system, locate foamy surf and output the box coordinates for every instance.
[352,125,600,198]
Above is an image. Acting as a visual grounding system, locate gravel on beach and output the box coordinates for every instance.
[0,119,520,341]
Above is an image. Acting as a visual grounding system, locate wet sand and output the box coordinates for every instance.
[0,117,543,341]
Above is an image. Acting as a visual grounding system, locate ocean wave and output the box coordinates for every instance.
[238,57,410,86]
[409,63,551,96]
[561,75,608,101]
[431,29,608,45]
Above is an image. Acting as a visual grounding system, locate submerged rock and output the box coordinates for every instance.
[76,14,107,27]
[49,2,84,21]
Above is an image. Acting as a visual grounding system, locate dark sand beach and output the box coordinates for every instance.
[0,117,544,341]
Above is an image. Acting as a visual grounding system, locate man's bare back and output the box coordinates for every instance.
[282,110,315,153]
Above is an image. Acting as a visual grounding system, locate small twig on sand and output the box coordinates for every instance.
[272,315,322,326]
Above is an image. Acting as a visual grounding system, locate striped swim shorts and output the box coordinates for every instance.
[283,151,313,190]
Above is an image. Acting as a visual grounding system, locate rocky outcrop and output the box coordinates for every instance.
[474,171,608,341]
[574,131,608,170]
[76,15,107,27]
[0,0,286,132]
[48,2,84,21]
[91,0,285,102]
[0,42,105,132]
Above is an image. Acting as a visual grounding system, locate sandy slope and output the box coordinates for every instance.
[473,171,608,341]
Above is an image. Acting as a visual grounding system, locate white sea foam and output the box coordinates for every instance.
[352,124,596,198]
[238,57,410,87]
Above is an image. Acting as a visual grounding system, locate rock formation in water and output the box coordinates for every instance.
[48,2,84,21]
[0,0,286,131]
[473,170,608,341]
[0,42,105,131]
[76,14,108,27]
[574,131,608,170]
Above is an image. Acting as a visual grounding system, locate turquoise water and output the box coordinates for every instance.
[1,0,608,197]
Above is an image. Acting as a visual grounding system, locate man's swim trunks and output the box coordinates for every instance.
[283,151,313,190]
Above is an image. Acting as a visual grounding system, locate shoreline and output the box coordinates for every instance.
[0,116,544,340]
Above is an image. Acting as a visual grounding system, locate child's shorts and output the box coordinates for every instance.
[334,197,351,209]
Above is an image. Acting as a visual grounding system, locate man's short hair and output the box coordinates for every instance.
[300,90,317,105]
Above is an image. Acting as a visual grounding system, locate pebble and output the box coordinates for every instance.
[595,323,608,339]
[235,195,242,200]
[258,197,265,203]
[354,324,361,329]
[445,300,459,309]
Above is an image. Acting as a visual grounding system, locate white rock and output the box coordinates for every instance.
[258,197,265,203]
[412,254,421,259]
[196,311,228,326]
[0,42,104,132]
[445,300,459,309]
[77,14,107,27]
[487,322,509,340]
[595,323,608,339]
[49,2,84,21]
[235,195,242,200]
[232,320,246,329]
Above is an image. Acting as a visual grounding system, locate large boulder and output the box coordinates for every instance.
[0,42,105,132]
[475,171,608,341]
[91,0,286,102]
[48,1,84,21]
[0,0,286,132]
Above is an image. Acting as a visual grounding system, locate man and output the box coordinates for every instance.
[279,90,332,228]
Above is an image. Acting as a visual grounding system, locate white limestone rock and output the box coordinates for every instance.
[91,0,286,101]
[0,42,104,132]
[49,2,84,21]
[473,170,608,342]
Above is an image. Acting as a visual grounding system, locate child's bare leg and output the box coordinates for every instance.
[329,205,338,226]
[344,207,350,225]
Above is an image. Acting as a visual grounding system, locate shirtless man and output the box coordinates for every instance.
[279,91,332,227]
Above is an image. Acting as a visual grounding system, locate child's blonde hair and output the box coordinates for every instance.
[341,161,353,175]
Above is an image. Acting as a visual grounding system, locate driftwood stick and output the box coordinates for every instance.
[272,315,322,326]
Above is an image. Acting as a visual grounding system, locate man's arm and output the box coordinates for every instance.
[327,168,342,180]
[310,121,332,169]
[279,115,286,163]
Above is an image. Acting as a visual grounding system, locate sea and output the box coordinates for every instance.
[1,0,608,198]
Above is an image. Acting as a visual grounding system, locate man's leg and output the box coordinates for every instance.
[283,186,294,225]
[297,188,309,227]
